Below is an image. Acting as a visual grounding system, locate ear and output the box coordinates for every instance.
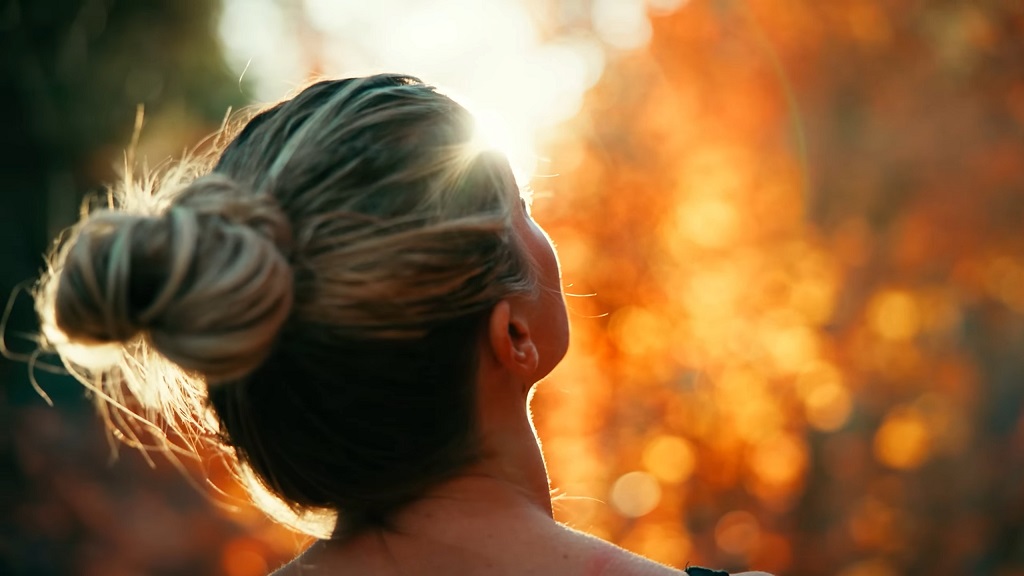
[487,299,539,377]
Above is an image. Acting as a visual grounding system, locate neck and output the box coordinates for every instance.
[496,406,553,516]
[310,377,554,572]
[309,437,555,576]
[390,379,553,537]
[403,401,553,526]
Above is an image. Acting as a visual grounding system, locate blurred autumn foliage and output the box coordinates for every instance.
[2,1,1024,575]
[534,2,1024,574]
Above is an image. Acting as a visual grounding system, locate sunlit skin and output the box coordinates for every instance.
[273,200,772,576]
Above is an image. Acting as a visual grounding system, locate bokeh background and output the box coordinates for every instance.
[3,0,1024,574]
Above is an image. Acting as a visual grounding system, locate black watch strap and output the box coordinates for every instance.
[684,566,730,576]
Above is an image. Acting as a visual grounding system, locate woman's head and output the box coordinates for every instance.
[36,74,566,536]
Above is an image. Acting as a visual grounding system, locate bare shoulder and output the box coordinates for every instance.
[547,523,683,576]
[550,523,773,576]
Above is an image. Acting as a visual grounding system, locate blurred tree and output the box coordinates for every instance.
[532,2,1024,574]
[0,0,242,395]
[0,1,247,574]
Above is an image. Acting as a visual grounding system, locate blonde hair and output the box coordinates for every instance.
[34,74,536,536]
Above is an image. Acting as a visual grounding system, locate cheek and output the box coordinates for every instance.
[532,230,562,291]
[540,255,570,364]
[539,297,570,379]
[528,237,570,375]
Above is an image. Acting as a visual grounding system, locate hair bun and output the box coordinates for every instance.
[52,175,295,384]
[175,173,294,256]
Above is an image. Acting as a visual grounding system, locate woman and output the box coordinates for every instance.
[36,74,768,576]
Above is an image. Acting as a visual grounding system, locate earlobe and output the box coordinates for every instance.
[487,299,539,377]
[511,336,539,374]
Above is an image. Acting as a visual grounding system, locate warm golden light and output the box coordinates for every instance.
[611,471,663,518]
[622,522,692,567]
[679,198,740,248]
[873,407,931,470]
[868,290,921,341]
[218,0,610,183]
[985,256,1024,312]
[749,433,808,488]
[714,510,761,558]
[607,305,671,358]
[798,362,853,432]
[221,538,269,576]
[642,435,697,484]
[762,322,820,374]
[836,558,901,576]
[804,380,853,431]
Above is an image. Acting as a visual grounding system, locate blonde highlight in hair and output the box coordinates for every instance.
[34,74,536,537]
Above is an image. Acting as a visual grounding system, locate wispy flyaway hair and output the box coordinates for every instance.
[34,74,537,537]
